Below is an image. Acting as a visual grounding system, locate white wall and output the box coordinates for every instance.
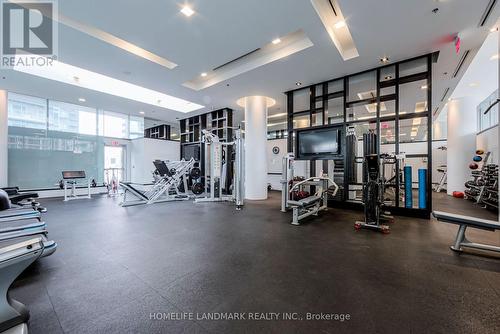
[267,139,287,190]
[131,138,180,184]
[476,126,499,164]
[447,98,478,194]
[266,138,307,190]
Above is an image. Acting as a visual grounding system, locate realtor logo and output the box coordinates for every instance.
[1,0,58,67]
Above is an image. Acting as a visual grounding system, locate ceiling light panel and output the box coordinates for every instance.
[57,14,177,70]
[183,29,313,91]
[310,0,359,60]
[181,6,195,17]
[14,57,203,113]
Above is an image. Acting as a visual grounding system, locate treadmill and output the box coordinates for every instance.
[0,236,45,334]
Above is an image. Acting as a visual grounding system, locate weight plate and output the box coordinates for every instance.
[192,182,204,195]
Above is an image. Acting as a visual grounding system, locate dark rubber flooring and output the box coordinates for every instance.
[10,192,500,333]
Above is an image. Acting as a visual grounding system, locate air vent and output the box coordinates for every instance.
[478,0,497,27]
[327,0,338,16]
[441,88,450,102]
[213,48,261,71]
[183,29,314,91]
[452,50,470,78]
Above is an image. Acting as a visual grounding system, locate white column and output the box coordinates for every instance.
[447,97,478,195]
[238,96,275,200]
[0,90,7,187]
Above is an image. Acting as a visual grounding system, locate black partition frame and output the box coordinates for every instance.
[285,53,434,218]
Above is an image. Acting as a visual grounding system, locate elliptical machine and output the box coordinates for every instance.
[354,154,394,234]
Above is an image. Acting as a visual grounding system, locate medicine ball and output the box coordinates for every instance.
[469,163,479,170]
[0,189,11,211]
[472,156,482,162]
[475,149,485,155]
[452,191,464,198]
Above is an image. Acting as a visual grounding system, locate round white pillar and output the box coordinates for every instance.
[447,97,478,195]
[237,96,275,200]
[0,90,7,187]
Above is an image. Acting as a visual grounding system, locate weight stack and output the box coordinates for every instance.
[362,131,378,183]
[363,131,377,156]
[345,132,358,183]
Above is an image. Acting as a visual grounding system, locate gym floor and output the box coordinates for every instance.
[11,192,500,334]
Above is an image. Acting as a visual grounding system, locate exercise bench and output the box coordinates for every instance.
[432,211,500,254]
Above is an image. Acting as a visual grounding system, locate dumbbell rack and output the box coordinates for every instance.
[464,152,490,203]
[464,161,498,210]
[480,164,498,209]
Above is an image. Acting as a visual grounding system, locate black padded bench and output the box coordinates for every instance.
[432,211,500,254]
[287,196,321,208]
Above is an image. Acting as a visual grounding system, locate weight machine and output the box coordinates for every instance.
[434,146,447,193]
[119,158,197,207]
[281,153,339,225]
[61,171,92,202]
[354,154,394,233]
[195,128,244,209]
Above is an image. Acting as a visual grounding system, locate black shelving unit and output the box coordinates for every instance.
[144,124,171,140]
[179,108,233,161]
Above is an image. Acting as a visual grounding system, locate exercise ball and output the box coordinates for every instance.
[0,189,11,211]
[469,163,479,170]
[475,149,485,155]
[472,156,483,162]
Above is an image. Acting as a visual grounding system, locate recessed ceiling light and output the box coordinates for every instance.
[380,56,390,64]
[296,82,302,86]
[490,27,498,32]
[334,20,346,29]
[421,85,428,90]
[181,6,194,17]
[490,54,499,60]
[139,111,145,115]
[272,38,281,45]
[384,75,393,80]
[448,98,452,101]
[469,82,479,87]
[201,72,207,77]
[78,97,86,102]
[13,57,203,113]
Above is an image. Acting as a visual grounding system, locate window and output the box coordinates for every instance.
[7,93,47,129]
[129,116,144,139]
[477,90,499,132]
[98,110,129,138]
[49,101,97,135]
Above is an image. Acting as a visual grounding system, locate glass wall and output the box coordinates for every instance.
[7,92,144,189]
[49,101,97,135]
[286,54,433,217]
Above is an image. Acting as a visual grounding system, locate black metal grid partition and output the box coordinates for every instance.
[285,54,434,218]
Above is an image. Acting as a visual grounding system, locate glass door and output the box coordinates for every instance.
[104,145,125,183]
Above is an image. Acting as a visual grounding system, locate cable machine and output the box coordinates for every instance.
[195,128,244,209]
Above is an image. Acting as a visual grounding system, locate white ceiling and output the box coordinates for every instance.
[450,28,499,102]
[0,0,498,126]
